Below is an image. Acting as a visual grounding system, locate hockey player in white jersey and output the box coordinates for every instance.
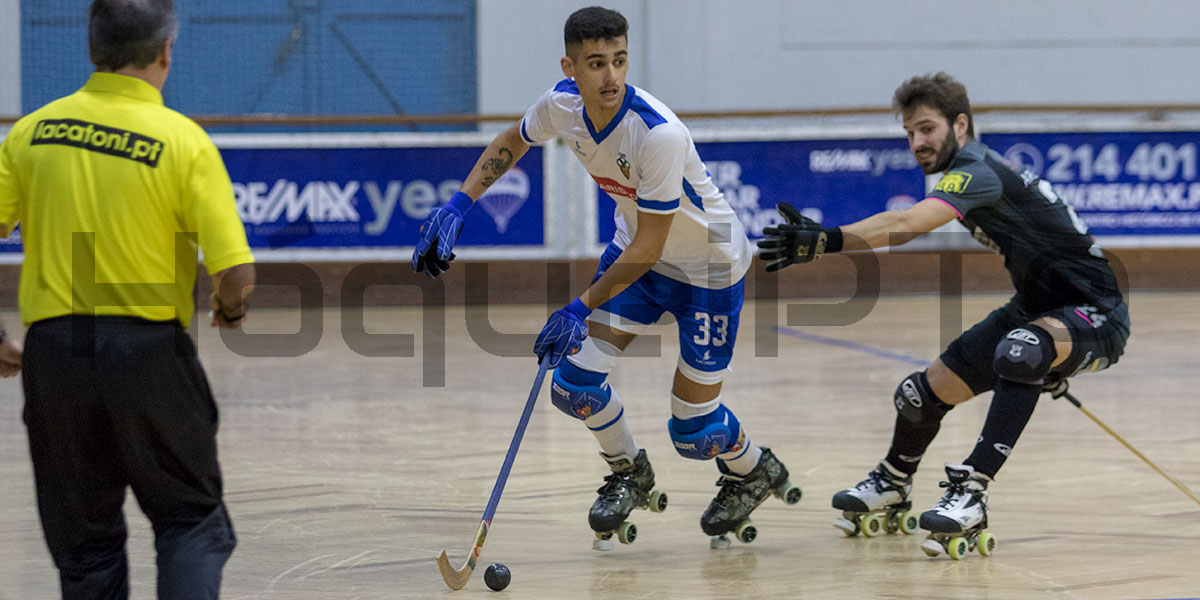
[412,6,800,549]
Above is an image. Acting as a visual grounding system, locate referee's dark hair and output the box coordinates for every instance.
[893,72,975,140]
[89,0,178,72]
[564,6,628,58]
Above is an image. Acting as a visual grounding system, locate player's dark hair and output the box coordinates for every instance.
[89,0,177,71]
[564,6,628,57]
[893,72,975,139]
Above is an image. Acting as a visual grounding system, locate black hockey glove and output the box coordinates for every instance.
[757,202,843,272]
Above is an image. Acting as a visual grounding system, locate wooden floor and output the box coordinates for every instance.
[1,292,1198,599]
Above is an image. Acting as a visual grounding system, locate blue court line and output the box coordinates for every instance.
[775,326,932,368]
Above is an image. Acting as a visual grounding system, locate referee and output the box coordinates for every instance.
[0,1,254,598]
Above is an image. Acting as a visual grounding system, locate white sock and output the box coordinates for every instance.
[719,443,762,477]
[584,387,638,461]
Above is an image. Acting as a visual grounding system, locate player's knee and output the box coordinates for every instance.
[992,325,1057,384]
[550,361,611,421]
[893,371,952,424]
[668,404,744,461]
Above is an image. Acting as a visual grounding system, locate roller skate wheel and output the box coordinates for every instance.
[617,521,637,544]
[735,520,757,544]
[858,513,884,538]
[833,516,859,537]
[977,532,996,556]
[775,482,803,505]
[948,537,969,560]
[920,539,943,557]
[710,535,732,549]
[883,514,900,534]
[592,537,615,551]
[898,510,919,535]
[648,490,668,513]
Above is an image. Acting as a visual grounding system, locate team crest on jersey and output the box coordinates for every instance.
[934,170,973,194]
[616,153,631,180]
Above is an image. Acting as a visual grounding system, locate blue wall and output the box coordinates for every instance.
[21,0,476,124]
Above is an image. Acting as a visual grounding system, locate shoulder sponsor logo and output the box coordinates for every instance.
[31,118,164,167]
[592,175,638,202]
[934,170,973,194]
[1006,328,1040,345]
[616,152,631,180]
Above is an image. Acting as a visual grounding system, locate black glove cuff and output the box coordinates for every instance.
[824,227,844,254]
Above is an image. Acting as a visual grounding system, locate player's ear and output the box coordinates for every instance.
[954,113,969,139]
[159,38,173,69]
[560,56,574,78]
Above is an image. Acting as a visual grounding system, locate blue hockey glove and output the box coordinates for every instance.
[412,191,473,278]
[534,298,590,368]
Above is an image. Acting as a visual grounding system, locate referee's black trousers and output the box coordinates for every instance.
[21,316,236,600]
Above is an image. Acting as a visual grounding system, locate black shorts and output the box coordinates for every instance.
[940,298,1131,395]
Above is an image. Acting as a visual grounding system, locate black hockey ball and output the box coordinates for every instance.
[484,563,511,591]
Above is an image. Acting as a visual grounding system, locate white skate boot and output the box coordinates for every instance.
[919,463,996,559]
[831,461,918,537]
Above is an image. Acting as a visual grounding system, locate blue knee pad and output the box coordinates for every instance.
[550,360,612,421]
[668,404,745,460]
[993,325,1057,384]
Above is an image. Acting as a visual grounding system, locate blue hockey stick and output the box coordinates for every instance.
[436,357,551,589]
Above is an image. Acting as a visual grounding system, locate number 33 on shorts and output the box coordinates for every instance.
[682,310,737,374]
[693,312,729,347]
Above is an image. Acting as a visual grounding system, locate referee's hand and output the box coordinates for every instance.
[209,292,248,329]
[0,330,21,377]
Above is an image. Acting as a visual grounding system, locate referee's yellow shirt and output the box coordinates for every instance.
[0,72,253,328]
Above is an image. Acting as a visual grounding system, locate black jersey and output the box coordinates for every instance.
[928,141,1123,314]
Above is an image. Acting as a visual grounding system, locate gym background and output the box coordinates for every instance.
[2,0,1198,309]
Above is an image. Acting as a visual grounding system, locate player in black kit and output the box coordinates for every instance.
[757,72,1130,559]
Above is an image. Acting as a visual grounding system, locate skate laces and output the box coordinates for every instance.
[859,468,903,494]
[934,479,979,509]
[596,473,633,502]
[712,474,747,505]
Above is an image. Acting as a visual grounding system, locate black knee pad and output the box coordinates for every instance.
[893,371,951,424]
[993,324,1057,384]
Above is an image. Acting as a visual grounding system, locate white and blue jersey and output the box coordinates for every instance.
[521,80,752,381]
[520,80,753,290]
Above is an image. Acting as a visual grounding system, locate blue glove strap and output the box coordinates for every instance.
[446,191,474,217]
[565,298,592,319]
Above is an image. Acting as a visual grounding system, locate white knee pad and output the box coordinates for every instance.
[566,337,622,374]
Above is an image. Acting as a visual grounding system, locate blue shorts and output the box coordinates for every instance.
[590,243,745,383]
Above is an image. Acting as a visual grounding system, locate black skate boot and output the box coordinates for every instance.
[919,463,995,560]
[831,460,918,537]
[589,449,668,551]
[701,448,802,548]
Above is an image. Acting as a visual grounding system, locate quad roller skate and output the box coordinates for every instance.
[918,463,997,560]
[702,448,802,549]
[831,461,919,537]
[589,449,668,551]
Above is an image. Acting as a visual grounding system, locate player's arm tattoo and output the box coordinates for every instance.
[480,147,514,188]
